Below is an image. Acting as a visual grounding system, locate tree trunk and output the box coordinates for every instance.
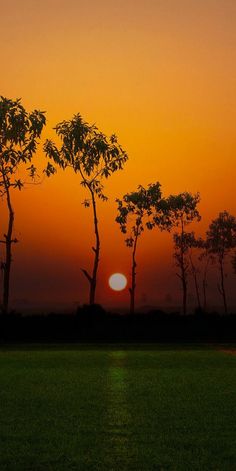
[219,257,228,314]
[81,189,100,305]
[129,234,138,315]
[180,220,187,315]
[177,264,187,315]
[202,278,207,312]
[89,190,100,305]
[2,184,14,314]
[202,257,210,312]
[182,271,187,316]
[189,253,201,310]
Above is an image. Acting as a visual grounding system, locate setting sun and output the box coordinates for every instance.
[108,273,127,291]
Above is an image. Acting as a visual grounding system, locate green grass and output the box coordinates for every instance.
[0,345,236,470]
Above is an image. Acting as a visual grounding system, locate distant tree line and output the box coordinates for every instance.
[2,309,236,343]
[1,96,236,315]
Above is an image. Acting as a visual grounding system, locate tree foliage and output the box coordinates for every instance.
[116,183,163,243]
[0,96,46,193]
[206,211,236,258]
[44,113,127,199]
[162,192,201,228]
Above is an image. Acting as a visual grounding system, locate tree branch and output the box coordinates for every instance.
[81,268,92,283]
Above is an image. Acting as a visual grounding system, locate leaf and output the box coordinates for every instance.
[14,179,24,190]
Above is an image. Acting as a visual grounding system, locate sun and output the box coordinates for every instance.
[109,273,127,291]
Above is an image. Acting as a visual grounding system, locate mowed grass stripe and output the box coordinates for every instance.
[0,348,236,471]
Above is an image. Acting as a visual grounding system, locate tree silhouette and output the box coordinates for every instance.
[116,182,164,314]
[165,192,201,315]
[198,238,214,312]
[0,96,46,313]
[187,234,202,311]
[44,113,127,305]
[176,231,203,311]
[206,211,236,314]
[173,232,191,314]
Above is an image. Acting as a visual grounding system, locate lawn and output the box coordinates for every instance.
[0,345,236,471]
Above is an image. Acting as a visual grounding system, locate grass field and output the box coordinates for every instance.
[0,345,236,471]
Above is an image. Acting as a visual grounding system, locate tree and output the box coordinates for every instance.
[116,182,165,314]
[173,231,203,312]
[187,234,202,311]
[206,211,236,314]
[44,113,127,305]
[0,96,46,314]
[165,192,201,315]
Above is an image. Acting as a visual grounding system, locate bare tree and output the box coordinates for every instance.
[0,96,46,313]
[44,113,127,305]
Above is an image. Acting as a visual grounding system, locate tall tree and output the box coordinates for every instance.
[165,192,201,315]
[173,231,204,312]
[206,211,236,314]
[44,113,127,305]
[187,234,202,311]
[116,182,166,314]
[0,96,46,313]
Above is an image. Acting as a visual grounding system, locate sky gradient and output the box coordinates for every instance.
[1,0,236,311]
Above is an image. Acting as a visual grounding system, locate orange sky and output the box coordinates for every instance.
[1,0,236,311]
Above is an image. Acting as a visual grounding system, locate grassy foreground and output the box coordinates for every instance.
[0,345,236,471]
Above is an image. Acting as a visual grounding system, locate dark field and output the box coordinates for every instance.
[0,346,236,470]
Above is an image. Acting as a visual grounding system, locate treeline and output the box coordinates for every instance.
[1,307,236,343]
[1,96,236,316]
